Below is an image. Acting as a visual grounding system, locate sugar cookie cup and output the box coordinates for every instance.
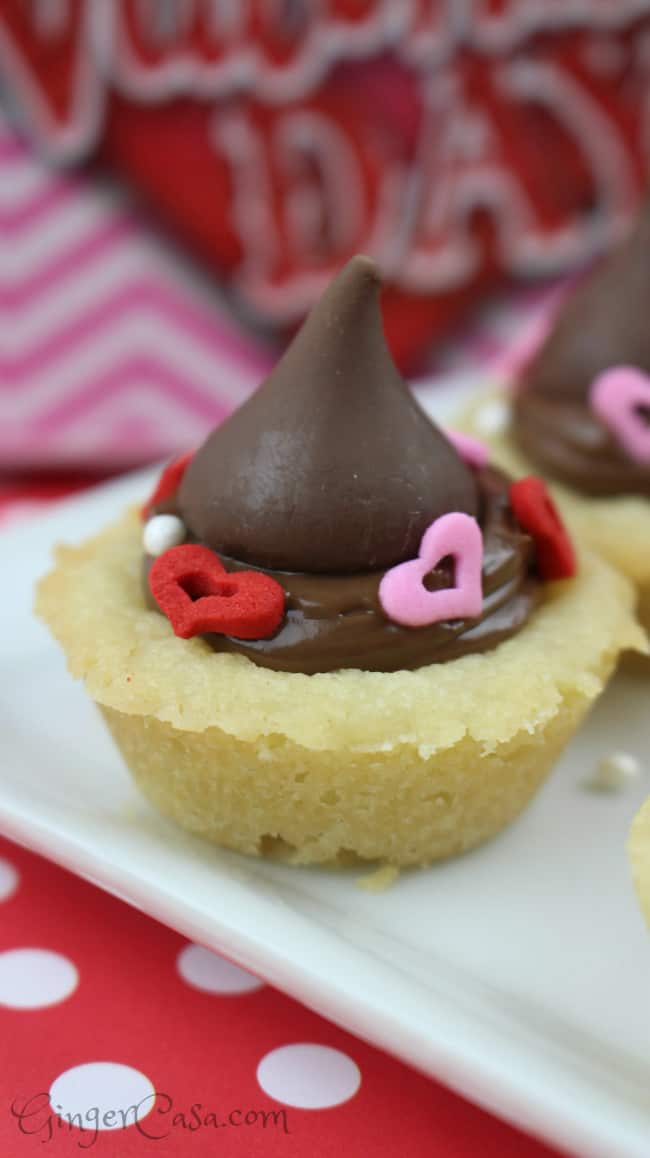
[35,508,645,867]
[460,390,650,632]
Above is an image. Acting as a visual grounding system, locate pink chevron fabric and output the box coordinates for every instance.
[0,107,561,471]
[0,111,272,470]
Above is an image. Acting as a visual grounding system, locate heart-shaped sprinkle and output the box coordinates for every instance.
[509,476,576,580]
[143,514,186,557]
[446,430,490,469]
[378,512,483,628]
[149,544,285,640]
[590,366,650,465]
[141,451,194,521]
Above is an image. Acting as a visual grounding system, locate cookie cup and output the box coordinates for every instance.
[35,509,645,867]
[460,390,650,632]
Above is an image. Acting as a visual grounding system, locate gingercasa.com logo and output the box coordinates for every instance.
[10,1090,290,1148]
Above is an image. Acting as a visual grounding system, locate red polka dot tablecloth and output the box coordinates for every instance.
[0,834,570,1158]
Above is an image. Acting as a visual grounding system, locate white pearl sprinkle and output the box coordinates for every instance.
[584,751,641,793]
[143,514,186,557]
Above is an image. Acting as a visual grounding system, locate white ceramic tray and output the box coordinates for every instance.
[2,459,650,1158]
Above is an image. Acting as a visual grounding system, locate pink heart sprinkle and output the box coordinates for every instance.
[379,512,483,629]
[446,430,490,469]
[590,366,650,466]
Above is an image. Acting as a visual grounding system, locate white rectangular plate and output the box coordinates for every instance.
[2,451,650,1158]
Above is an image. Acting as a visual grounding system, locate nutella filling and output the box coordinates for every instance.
[144,466,539,673]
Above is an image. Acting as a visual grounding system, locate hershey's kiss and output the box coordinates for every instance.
[522,199,650,401]
[178,255,478,573]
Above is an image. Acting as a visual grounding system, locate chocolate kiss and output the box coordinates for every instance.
[178,255,478,573]
[523,200,650,401]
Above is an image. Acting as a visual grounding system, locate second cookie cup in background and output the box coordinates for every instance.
[460,390,650,633]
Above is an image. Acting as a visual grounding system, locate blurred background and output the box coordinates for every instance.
[1,0,650,494]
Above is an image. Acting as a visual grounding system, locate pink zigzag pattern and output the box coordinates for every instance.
[0,115,269,469]
[30,357,233,432]
[0,218,139,307]
[0,180,82,232]
[0,281,272,381]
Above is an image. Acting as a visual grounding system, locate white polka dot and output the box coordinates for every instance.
[49,1063,155,1132]
[0,858,19,902]
[177,944,263,994]
[257,1044,361,1109]
[0,949,78,1009]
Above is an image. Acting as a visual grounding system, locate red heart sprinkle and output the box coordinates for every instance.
[149,544,285,640]
[509,476,576,580]
[141,451,194,521]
